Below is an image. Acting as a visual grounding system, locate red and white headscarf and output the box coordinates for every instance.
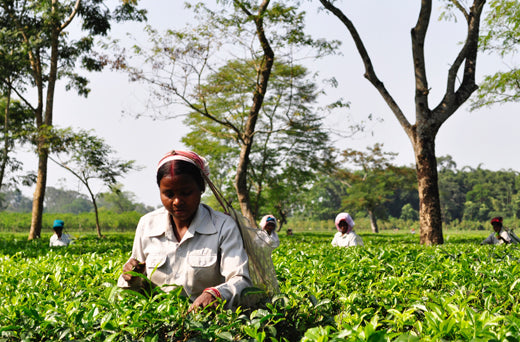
[260,215,277,230]
[335,212,355,233]
[157,150,210,176]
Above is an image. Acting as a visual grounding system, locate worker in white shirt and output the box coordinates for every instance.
[255,215,280,250]
[331,212,364,247]
[481,216,519,245]
[118,150,251,311]
[49,219,73,247]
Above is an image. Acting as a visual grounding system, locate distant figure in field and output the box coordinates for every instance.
[481,216,520,245]
[49,219,73,247]
[255,215,280,250]
[331,213,364,247]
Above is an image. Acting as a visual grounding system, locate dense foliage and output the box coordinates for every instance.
[0,211,142,232]
[472,0,520,109]
[0,186,154,215]
[1,231,520,341]
[302,157,520,225]
[437,157,520,223]
[1,158,519,231]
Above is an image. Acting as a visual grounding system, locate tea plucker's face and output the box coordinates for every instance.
[159,173,202,226]
[264,221,276,234]
[338,220,349,234]
[492,222,502,233]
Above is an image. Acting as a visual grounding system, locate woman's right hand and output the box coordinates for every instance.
[122,258,145,281]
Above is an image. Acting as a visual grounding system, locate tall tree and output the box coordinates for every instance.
[111,1,338,225]
[0,0,145,239]
[318,0,486,244]
[471,0,520,109]
[0,21,35,192]
[183,60,334,222]
[337,144,416,233]
[49,128,139,238]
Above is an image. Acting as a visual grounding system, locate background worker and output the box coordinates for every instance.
[331,212,364,247]
[481,216,519,245]
[255,215,280,250]
[49,219,73,247]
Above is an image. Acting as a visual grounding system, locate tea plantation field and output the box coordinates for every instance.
[1,230,520,341]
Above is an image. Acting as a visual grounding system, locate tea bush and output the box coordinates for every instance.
[1,231,519,341]
[0,211,142,232]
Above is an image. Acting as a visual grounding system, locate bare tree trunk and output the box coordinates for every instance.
[29,2,60,240]
[29,149,48,239]
[276,203,287,232]
[413,132,443,245]
[233,0,274,226]
[235,143,256,226]
[93,197,102,238]
[367,208,379,233]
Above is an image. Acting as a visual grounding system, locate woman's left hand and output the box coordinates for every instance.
[188,292,218,313]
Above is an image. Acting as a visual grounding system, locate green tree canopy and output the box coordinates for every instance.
[471,0,520,109]
[337,143,416,233]
[0,0,146,239]
[48,128,140,237]
[183,59,334,219]
[110,0,340,225]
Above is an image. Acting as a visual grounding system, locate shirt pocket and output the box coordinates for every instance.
[146,254,167,274]
[187,253,217,268]
[187,252,219,291]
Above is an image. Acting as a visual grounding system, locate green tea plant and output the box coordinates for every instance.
[1,231,519,341]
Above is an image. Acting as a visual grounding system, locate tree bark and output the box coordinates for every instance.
[367,208,379,233]
[92,195,102,238]
[0,85,11,192]
[28,149,48,239]
[276,203,287,231]
[233,0,274,226]
[412,129,443,245]
[29,1,61,240]
[235,143,256,226]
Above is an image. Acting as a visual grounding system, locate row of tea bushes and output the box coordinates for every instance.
[1,231,519,340]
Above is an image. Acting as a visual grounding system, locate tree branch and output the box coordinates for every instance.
[411,0,432,119]
[318,0,412,136]
[60,0,81,32]
[435,0,485,123]
[0,79,36,111]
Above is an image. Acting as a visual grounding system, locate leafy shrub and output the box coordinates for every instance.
[1,231,519,340]
[0,211,142,232]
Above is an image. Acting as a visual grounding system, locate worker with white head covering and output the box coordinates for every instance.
[255,214,280,250]
[331,212,364,247]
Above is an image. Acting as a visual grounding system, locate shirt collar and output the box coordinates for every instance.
[190,204,217,235]
[145,204,217,238]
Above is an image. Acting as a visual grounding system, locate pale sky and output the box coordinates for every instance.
[16,1,520,208]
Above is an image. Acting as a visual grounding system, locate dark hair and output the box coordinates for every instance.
[156,160,205,191]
